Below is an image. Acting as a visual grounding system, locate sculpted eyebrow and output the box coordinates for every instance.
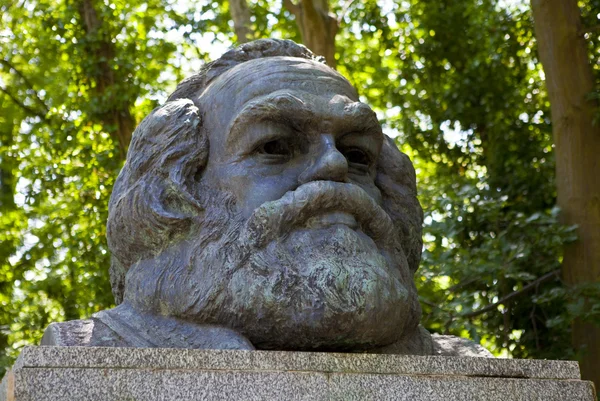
[342,102,381,133]
[227,95,311,147]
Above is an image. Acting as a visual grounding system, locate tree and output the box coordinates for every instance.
[77,0,136,159]
[228,0,340,66]
[531,0,600,389]
[283,0,339,66]
[230,0,253,43]
[0,95,24,373]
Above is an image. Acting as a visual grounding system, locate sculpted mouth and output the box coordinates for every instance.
[243,181,397,250]
[305,212,359,230]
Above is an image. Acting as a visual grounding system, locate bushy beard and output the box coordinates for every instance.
[124,181,421,351]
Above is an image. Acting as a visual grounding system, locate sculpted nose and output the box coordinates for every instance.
[299,135,349,184]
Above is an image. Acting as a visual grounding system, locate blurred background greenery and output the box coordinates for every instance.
[1,0,599,391]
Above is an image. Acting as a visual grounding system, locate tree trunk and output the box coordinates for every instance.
[283,0,338,67]
[230,0,253,43]
[78,0,134,159]
[0,99,17,373]
[0,132,15,211]
[531,0,600,389]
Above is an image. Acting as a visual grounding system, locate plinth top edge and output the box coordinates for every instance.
[13,346,581,380]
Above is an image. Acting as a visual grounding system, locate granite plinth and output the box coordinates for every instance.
[1,346,596,401]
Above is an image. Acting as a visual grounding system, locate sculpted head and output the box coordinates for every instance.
[106,39,424,351]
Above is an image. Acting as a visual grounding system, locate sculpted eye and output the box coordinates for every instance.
[343,148,371,167]
[256,139,293,160]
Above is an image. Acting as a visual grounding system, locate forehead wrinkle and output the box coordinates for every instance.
[202,58,358,106]
[216,57,352,87]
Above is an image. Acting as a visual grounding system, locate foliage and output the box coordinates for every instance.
[0,0,190,376]
[2,0,600,379]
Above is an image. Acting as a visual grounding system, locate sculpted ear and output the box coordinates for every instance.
[107,99,208,304]
[375,135,424,273]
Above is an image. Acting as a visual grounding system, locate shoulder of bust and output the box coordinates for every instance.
[40,317,125,347]
[431,334,493,357]
[41,319,95,346]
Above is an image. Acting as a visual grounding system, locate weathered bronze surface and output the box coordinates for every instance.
[42,39,490,357]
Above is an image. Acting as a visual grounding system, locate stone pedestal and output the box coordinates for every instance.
[1,346,596,400]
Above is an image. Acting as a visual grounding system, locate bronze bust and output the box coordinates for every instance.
[42,39,490,357]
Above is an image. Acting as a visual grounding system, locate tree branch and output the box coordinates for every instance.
[460,269,560,318]
[0,86,48,120]
[447,277,479,293]
[282,0,300,17]
[0,59,50,113]
[420,298,440,309]
[229,0,253,43]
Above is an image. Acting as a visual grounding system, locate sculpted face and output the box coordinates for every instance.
[116,52,422,352]
[163,57,421,350]
[200,57,383,217]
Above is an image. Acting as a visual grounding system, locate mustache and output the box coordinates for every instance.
[242,181,398,249]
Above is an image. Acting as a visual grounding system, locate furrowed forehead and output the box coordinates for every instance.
[199,57,370,152]
[199,57,359,111]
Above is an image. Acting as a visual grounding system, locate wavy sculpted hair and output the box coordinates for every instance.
[106,39,423,305]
